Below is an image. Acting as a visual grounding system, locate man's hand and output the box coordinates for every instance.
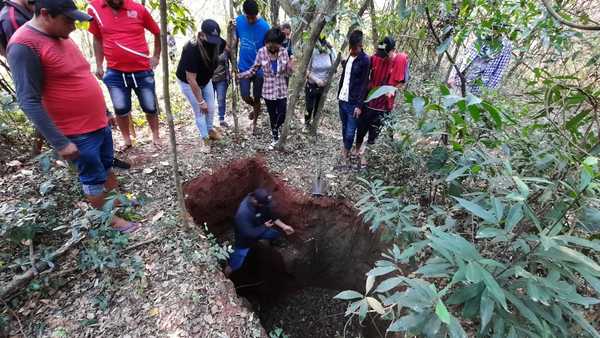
[265,220,274,228]
[199,100,209,113]
[108,116,117,128]
[58,142,80,160]
[282,225,294,235]
[95,65,105,80]
[150,55,160,69]
[353,107,362,118]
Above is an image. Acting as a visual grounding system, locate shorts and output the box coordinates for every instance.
[68,126,114,196]
[103,68,158,116]
[239,74,264,100]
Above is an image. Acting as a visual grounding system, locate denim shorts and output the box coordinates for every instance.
[103,68,157,116]
[68,126,114,196]
[239,74,263,99]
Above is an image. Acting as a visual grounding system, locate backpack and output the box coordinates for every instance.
[1,1,20,30]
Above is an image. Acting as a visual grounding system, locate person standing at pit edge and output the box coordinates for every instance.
[355,36,408,170]
[176,20,223,152]
[224,189,295,276]
[8,0,140,233]
[233,0,270,133]
[87,0,162,150]
[337,30,370,169]
[239,27,293,149]
[305,34,335,131]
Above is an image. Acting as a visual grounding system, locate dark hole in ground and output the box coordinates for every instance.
[184,157,386,337]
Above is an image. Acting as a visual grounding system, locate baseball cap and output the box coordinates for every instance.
[378,36,396,53]
[253,188,272,205]
[35,0,92,21]
[201,19,221,45]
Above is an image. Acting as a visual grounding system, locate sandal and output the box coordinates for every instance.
[113,222,141,234]
[118,144,133,153]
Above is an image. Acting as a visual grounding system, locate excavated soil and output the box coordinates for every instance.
[184,157,384,337]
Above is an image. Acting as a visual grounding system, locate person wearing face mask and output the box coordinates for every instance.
[337,29,370,169]
[238,27,293,149]
[304,34,336,131]
[176,20,223,152]
[355,36,409,170]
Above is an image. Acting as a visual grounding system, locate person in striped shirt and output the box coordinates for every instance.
[239,27,293,149]
[449,32,512,95]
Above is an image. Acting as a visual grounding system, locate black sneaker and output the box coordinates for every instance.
[113,157,131,169]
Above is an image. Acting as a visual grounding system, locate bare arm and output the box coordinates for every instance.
[93,36,105,79]
[272,219,294,235]
[185,71,208,112]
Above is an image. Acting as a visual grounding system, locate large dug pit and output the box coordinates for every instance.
[184,158,385,337]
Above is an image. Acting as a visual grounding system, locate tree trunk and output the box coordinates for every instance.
[228,0,240,138]
[270,0,280,25]
[278,0,338,149]
[311,0,370,136]
[159,0,189,227]
[369,0,379,51]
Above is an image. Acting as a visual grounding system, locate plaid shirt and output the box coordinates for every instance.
[240,46,291,100]
[452,38,512,95]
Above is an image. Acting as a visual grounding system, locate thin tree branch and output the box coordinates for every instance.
[540,0,600,31]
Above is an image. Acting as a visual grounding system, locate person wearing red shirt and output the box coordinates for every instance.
[8,0,140,233]
[355,36,409,169]
[87,0,162,150]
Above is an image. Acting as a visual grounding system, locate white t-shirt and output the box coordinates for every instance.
[338,55,356,102]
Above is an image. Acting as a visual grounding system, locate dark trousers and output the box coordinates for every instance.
[265,98,287,140]
[356,107,388,146]
[305,82,324,125]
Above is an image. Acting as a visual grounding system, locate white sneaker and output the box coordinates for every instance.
[268,139,278,150]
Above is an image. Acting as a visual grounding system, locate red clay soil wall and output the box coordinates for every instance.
[184,157,384,299]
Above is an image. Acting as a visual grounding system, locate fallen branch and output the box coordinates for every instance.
[0,233,83,301]
[120,237,160,254]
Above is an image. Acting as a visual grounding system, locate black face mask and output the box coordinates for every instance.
[268,47,279,54]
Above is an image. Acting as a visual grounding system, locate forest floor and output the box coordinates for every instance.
[0,100,388,338]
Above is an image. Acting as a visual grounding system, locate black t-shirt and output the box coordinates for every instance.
[176,40,218,87]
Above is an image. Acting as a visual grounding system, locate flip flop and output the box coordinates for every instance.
[113,222,141,234]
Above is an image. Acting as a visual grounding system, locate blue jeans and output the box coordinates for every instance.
[178,79,216,139]
[68,126,114,196]
[239,74,263,100]
[228,228,281,272]
[103,69,157,116]
[213,80,228,122]
[339,100,359,151]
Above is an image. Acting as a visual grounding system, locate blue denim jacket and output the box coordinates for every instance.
[338,50,371,107]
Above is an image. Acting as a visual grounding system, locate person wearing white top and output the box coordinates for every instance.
[336,30,370,168]
[304,36,336,129]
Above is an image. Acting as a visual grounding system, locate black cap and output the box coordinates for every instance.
[378,36,396,53]
[253,188,272,205]
[201,19,221,45]
[36,0,93,21]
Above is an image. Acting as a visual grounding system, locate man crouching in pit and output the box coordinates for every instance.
[225,189,295,276]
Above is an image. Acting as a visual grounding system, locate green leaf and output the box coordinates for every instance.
[427,147,449,171]
[505,203,524,233]
[435,300,451,324]
[365,85,397,103]
[480,291,495,331]
[561,302,600,338]
[505,292,543,330]
[453,197,497,224]
[367,265,397,277]
[334,290,363,300]
[387,313,424,332]
[448,315,469,338]
[476,228,506,240]
[512,176,530,198]
[482,101,502,128]
[466,261,483,283]
[376,276,404,293]
[480,268,508,311]
[565,110,590,134]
